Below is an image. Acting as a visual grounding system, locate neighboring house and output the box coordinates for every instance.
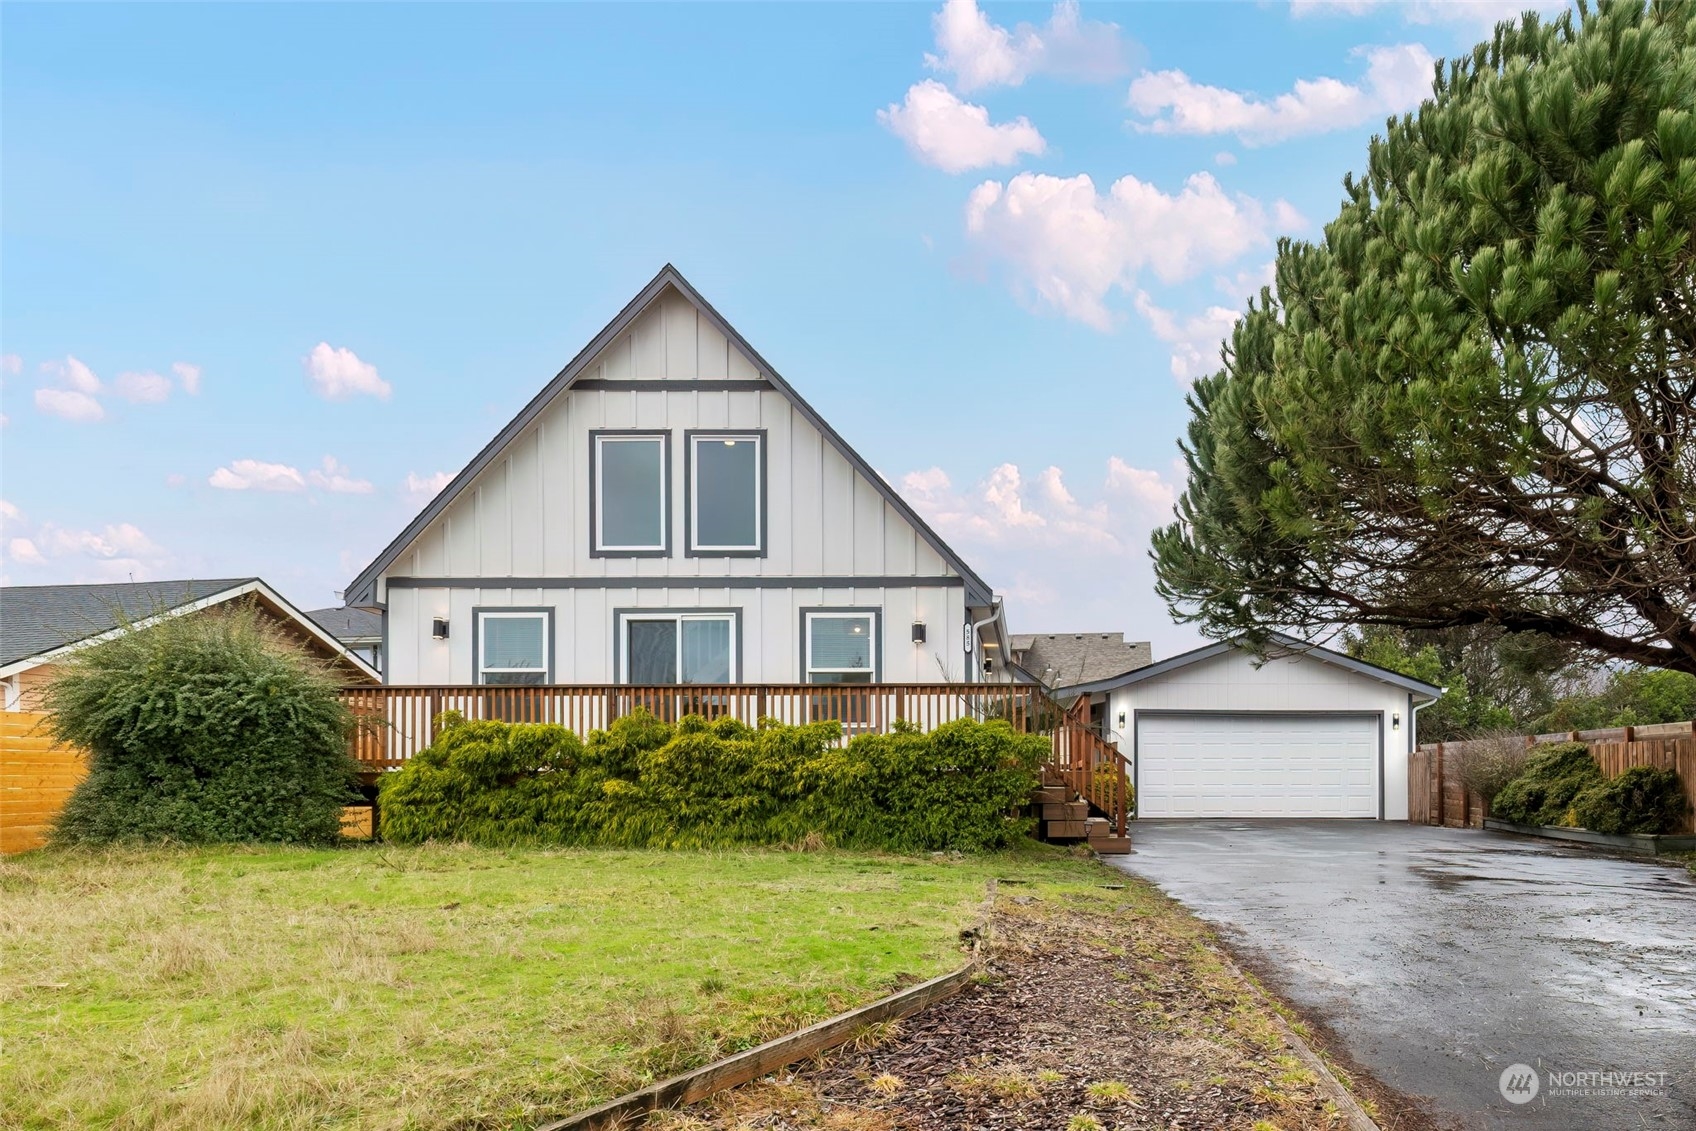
[1060,634,1441,821]
[307,606,384,674]
[1011,632,1151,691]
[342,265,1014,687]
[0,579,381,710]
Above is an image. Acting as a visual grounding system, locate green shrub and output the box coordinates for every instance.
[1490,742,1601,828]
[46,600,359,846]
[1570,767,1690,836]
[379,710,1044,852]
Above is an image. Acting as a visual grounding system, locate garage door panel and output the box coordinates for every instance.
[1137,713,1377,818]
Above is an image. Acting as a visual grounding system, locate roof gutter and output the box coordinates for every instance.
[966,597,1005,681]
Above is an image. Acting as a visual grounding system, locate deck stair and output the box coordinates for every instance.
[1029,764,1131,854]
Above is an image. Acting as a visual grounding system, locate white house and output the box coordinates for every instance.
[1057,634,1441,821]
[344,265,1013,688]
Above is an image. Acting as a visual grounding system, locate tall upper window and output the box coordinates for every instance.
[593,432,669,555]
[804,611,878,684]
[620,612,736,684]
[687,431,764,555]
[478,610,550,685]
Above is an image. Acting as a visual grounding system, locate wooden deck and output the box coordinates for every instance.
[338,682,1131,837]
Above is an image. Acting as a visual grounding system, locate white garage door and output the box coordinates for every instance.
[1137,713,1378,818]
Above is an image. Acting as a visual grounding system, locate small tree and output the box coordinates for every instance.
[1448,729,1531,812]
[46,600,359,845]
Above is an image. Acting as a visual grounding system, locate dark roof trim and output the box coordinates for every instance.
[1057,632,1443,700]
[345,265,994,608]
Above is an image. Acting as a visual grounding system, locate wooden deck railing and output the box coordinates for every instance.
[338,681,1130,835]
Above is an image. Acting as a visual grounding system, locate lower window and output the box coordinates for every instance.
[621,612,736,684]
[477,610,551,685]
[804,610,878,684]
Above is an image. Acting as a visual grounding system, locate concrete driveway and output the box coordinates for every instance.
[1111,821,1696,1130]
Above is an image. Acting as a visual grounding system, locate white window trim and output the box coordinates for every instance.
[688,432,763,554]
[594,433,668,554]
[804,611,879,683]
[620,612,738,685]
[477,610,551,684]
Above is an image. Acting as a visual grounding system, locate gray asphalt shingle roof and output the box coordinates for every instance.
[1010,632,1153,690]
[0,579,258,667]
[305,607,382,643]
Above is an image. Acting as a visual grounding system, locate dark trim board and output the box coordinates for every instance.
[382,575,967,591]
[1132,709,1386,821]
[343,265,996,607]
[574,379,770,393]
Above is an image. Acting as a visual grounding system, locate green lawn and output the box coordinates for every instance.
[1,843,1114,1131]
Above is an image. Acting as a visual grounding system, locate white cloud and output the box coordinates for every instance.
[1106,456,1179,513]
[898,457,1194,651]
[964,170,1297,329]
[7,537,45,565]
[34,388,105,423]
[879,80,1047,173]
[403,470,453,501]
[1215,151,1238,166]
[1290,0,1567,31]
[173,362,202,394]
[1,354,20,376]
[306,456,375,494]
[1216,259,1277,302]
[1,507,172,581]
[209,459,308,492]
[0,499,20,524]
[42,355,101,394]
[113,370,173,404]
[1134,291,1242,384]
[926,0,1130,92]
[304,343,390,401]
[1128,43,1436,145]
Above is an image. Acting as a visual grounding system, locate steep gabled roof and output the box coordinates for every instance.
[0,578,381,683]
[1059,632,1444,701]
[344,265,994,607]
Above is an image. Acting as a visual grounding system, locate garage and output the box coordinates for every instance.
[1135,712,1379,818]
[1056,634,1442,821]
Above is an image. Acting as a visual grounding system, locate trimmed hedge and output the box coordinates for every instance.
[1490,742,1601,828]
[1571,767,1690,836]
[378,711,1045,852]
[46,601,359,846]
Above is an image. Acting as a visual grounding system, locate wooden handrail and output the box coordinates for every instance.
[338,681,1132,834]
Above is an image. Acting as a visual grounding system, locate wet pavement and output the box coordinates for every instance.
[1110,821,1696,1131]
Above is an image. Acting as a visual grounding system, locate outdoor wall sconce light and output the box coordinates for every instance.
[981,657,994,675]
[1118,711,1127,728]
[1392,712,1401,730]
[431,617,450,640]
[911,620,926,644]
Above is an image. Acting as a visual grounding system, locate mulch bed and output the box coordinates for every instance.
[655,885,1444,1131]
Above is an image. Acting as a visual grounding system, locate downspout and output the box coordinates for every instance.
[966,597,1004,683]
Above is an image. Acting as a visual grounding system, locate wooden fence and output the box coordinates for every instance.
[1410,720,1696,833]
[0,711,88,854]
[340,683,1064,770]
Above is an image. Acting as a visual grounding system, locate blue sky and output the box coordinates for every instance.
[0,1,1556,657]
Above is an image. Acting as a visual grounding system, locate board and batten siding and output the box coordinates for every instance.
[377,288,975,685]
[1107,649,1416,821]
